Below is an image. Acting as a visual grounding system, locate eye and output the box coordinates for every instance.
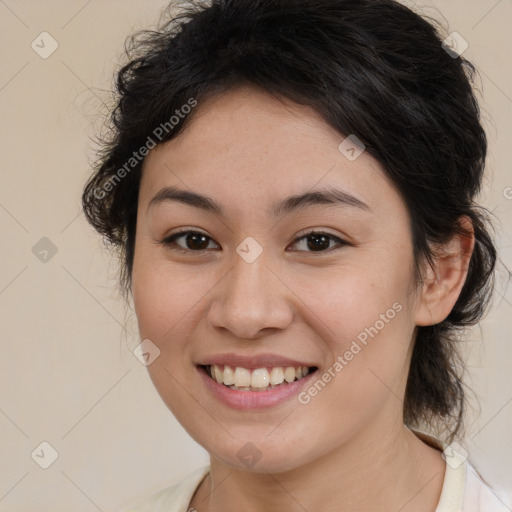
[160,230,220,253]
[288,230,348,253]
[160,229,348,254]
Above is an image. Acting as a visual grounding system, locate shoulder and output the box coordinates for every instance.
[461,462,510,512]
[411,429,509,512]
[434,457,509,511]
[120,465,210,512]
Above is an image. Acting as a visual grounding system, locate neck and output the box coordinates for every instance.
[191,422,445,512]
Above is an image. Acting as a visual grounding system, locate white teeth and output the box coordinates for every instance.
[214,365,223,384]
[233,367,251,387]
[269,367,284,385]
[284,367,296,383]
[223,365,235,385]
[207,363,312,390]
[251,368,270,388]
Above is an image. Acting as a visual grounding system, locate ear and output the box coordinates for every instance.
[414,216,475,326]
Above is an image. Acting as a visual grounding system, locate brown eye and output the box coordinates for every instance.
[289,231,347,253]
[162,230,220,252]
[306,233,331,251]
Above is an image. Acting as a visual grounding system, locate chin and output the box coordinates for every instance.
[197,432,316,474]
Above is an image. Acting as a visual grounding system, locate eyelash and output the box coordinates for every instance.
[159,229,349,255]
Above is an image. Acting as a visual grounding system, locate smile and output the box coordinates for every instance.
[203,364,315,391]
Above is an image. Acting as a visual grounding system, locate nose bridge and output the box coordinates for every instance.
[231,253,270,304]
[208,249,292,339]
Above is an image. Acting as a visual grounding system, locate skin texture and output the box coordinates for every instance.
[131,85,475,512]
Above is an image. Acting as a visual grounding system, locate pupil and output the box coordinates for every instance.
[307,234,329,251]
[187,233,208,250]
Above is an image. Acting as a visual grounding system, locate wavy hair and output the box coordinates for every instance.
[82,0,498,441]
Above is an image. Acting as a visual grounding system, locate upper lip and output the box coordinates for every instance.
[197,353,317,369]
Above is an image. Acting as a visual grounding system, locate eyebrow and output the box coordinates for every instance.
[148,185,370,216]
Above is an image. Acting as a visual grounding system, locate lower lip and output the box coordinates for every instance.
[197,366,317,410]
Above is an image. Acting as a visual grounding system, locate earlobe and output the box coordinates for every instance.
[414,216,475,327]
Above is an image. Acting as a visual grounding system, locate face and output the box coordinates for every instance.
[132,85,423,473]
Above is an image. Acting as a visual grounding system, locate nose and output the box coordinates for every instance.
[207,253,294,340]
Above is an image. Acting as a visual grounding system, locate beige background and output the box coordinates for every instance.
[0,1,510,510]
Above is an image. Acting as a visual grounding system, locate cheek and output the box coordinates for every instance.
[132,245,208,344]
[294,256,412,343]
[131,253,210,418]
[295,258,415,404]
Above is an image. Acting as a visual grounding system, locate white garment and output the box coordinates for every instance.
[122,431,510,512]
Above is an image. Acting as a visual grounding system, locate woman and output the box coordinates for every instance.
[82,0,507,510]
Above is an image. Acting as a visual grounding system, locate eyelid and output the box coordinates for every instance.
[293,227,345,241]
[161,227,209,241]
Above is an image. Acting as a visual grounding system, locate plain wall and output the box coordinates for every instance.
[0,1,510,510]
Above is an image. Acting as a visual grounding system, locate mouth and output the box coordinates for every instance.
[199,364,318,392]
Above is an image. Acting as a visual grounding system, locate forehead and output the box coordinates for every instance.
[139,85,404,220]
